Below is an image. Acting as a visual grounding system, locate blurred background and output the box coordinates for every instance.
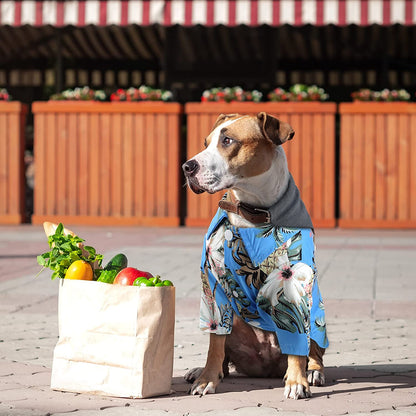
[1,0,415,228]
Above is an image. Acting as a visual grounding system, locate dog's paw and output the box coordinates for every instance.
[307,370,325,386]
[186,367,223,396]
[189,379,217,396]
[283,382,311,400]
[184,367,204,384]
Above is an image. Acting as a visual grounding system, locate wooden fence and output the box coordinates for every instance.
[185,102,337,228]
[0,102,27,224]
[5,100,416,229]
[339,102,416,228]
[32,102,183,226]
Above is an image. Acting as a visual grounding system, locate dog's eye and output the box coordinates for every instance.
[222,136,233,147]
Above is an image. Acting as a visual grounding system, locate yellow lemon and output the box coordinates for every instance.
[65,260,94,280]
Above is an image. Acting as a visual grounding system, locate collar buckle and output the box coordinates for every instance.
[253,206,271,224]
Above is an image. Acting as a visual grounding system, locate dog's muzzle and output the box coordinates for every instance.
[182,159,205,194]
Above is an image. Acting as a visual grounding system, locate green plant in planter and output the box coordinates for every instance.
[351,88,410,102]
[201,86,263,103]
[49,86,106,101]
[268,84,329,102]
[110,85,174,102]
[0,88,11,101]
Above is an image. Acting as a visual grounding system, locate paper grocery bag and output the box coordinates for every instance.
[51,279,175,398]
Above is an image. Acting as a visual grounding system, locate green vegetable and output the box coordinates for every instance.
[96,253,128,284]
[134,278,153,287]
[103,253,128,272]
[96,269,118,284]
[37,223,103,280]
[148,276,161,285]
[132,276,174,287]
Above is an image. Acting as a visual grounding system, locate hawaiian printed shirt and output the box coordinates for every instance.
[200,208,329,356]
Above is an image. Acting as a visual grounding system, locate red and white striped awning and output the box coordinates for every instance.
[1,0,416,27]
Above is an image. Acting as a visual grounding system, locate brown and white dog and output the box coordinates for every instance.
[182,112,326,399]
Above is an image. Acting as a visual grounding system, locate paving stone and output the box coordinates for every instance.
[1,226,415,416]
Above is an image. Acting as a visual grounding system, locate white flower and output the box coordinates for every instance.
[259,262,314,306]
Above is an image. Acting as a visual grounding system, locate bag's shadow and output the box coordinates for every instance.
[170,364,416,397]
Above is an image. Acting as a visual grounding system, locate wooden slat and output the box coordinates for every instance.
[311,114,323,221]
[363,114,375,220]
[134,112,145,217]
[374,113,386,221]
[323,113,335,223]
[166,113,178,218]
[33,112,45,219]
[110,113,122,217]
[78,113,89,216]
[154,113,164,217]
[67,113,78,216]
[0,114,7,216]
[56,113,67,216]
[89,113,100,217]
[100,114,111,217]
[45,113,56,216]
[352,114,364,220]
[122,113,134,218]
[145,113,156,217]
[8,113,20,216]
[386,114,398,221]
[410,114,416,221]
[397,114,409,221]
[339,113,348,220]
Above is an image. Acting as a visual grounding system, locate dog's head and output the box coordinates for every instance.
[182,112,294,194]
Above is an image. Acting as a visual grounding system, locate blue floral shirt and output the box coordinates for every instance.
[200,208,328,356]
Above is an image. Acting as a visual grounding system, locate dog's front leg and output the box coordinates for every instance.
[284,355,311,399]
[190,333,226,395]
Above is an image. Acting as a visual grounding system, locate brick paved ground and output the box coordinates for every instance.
[0,224,415,416]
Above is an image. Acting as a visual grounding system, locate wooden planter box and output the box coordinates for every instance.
[32,102,183,226]
[0,102,28,224]
[185,102,336,228]
[339,102,416,228]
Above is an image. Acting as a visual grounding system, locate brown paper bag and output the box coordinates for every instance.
[51,279,175,398]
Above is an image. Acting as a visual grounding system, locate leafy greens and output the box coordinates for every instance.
[37,223,103,279]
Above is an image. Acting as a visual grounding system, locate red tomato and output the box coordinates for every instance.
[113,267,153,285]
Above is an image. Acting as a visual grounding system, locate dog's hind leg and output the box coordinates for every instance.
[307,340,325,386]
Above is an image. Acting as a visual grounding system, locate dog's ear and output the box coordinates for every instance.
[257,112,295,145]
[212,113,240,130]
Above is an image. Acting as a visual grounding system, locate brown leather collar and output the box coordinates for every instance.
[218,192,271,225]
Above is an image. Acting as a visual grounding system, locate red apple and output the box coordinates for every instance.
[113,267,153,285]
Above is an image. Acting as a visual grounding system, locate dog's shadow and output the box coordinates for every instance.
[171,364,416,397]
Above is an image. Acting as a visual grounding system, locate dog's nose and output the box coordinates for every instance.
[182,159,199,176]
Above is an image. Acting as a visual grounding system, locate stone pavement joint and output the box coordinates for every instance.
[1,225,415,416]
